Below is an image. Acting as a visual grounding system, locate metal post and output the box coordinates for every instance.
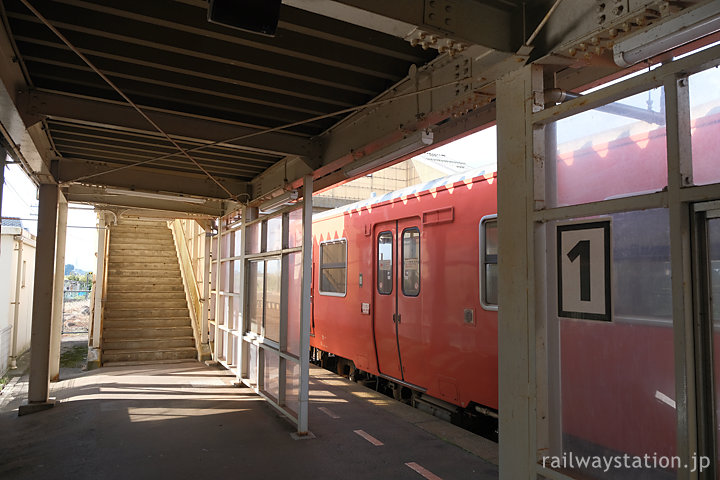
[497,65,542,478]
[202,223,211,345]
[91,213,106,349]
[9,234,24,369]
[214,216,223,361]
[298,175,313,435]
[49,195,68,381]
[665,74,696,480]
[19,183,59,415]
[240,206,255,379]
[0,148,6,256]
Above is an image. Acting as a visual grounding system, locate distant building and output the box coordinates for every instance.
[314,153,471,210]
[0,219,36,376]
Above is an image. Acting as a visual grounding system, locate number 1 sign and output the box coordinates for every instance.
[557,220,612,321]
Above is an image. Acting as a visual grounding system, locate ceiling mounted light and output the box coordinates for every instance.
[259,189,299,213]
[613,2,720,67]
[343,130,434,178]
[105,188,206,204]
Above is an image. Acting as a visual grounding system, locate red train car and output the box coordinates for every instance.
[310,170,499,423]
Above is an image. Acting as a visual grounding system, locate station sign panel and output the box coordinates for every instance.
[557,220,611,321]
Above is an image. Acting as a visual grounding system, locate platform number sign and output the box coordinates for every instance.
[557,220,611,321]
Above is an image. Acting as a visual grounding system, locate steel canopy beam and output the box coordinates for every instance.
[284,0,523,53]
[17,90,319,159]
[65,184,230,216]
[56,157,248,200]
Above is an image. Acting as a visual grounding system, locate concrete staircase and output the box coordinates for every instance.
[102,219,197,366]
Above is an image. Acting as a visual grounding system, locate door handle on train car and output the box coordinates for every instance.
[393,313,402,324]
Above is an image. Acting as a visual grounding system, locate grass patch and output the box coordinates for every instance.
[60,344,88,368]
[0,376,8,394]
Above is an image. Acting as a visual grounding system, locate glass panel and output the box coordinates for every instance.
[377,232,393,295]
[709,218,720,469]
[286,252,302,356]
[556,209,675,479]
[247,342,258,385]
[320,268,346,294]
[262,348,280,401]
[231,335,239,368]
[288,208,303,248]
[689,68,720,185]
[232,260,242,294]
[485,264,498,305]
[221,295,230,328]
[402,228,420,296]
[233,230,242,257]
[218,331,226,362]
[320,240,346,294]
[247,222,261,254]
[485,220,498,256]
[265,259,281,342]
[220,261,230,292]
[267,216,282,252]
[248,261,263,334]
[231,296,241,331]
[221,232,231,256]
[552,87,667,207]
[285,361,300,415]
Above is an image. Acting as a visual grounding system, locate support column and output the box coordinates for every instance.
[49,195,68,381]
[88,212,107,356]
[19,183,59,415]
[297,175,313,435]
[201,222,212,345]
[497,65,542,479]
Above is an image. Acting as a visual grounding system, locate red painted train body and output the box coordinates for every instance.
[310,171,499,414]
[309,108,720,463]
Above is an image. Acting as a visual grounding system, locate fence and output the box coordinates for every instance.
[63,280,92,334]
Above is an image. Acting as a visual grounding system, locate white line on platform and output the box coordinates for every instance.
[318,406,340,419]
[353,429,383,446]
[405,462,443,480]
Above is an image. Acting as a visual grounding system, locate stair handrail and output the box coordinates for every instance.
[170,219,210,361]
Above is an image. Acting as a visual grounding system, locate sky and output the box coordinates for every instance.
[2,162,98,273]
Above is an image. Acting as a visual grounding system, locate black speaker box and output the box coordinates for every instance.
[208,0,281,37]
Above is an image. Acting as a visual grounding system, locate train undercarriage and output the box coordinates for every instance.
[311,347,499,442]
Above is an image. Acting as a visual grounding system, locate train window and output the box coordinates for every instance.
[319,239,347,296]
[402,228,420,296]
[377,232,393,295]
[480,215,498,310]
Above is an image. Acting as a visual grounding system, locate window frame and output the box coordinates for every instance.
[480,215,498,311]
[401,227,421,297]
[377,231,393,295]
[318,238,348,297]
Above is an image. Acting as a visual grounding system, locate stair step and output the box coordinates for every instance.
[103,336,195,350]
[105,299,188,309]
[102,358,198,368]
[105,307,190,318]
[102,347,197,364]
[103,326,193,339]
[108,248,177,257]
[110,232,172,243]
[106,276,183,285]
[107,269,181,278]
[106,284,185,292]
[105,291,187,301]
[103,318,191,328]
[115,219,169,227]
[108,256,179,264]
[107,262,181,271]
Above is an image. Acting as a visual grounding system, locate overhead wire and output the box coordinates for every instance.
[58,76,477,187]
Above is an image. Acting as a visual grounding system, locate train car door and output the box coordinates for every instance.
[373,219,424,386]
[374,221,402,379]
[395,220,425,387]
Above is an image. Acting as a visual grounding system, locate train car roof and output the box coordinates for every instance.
[313,167,495,221]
